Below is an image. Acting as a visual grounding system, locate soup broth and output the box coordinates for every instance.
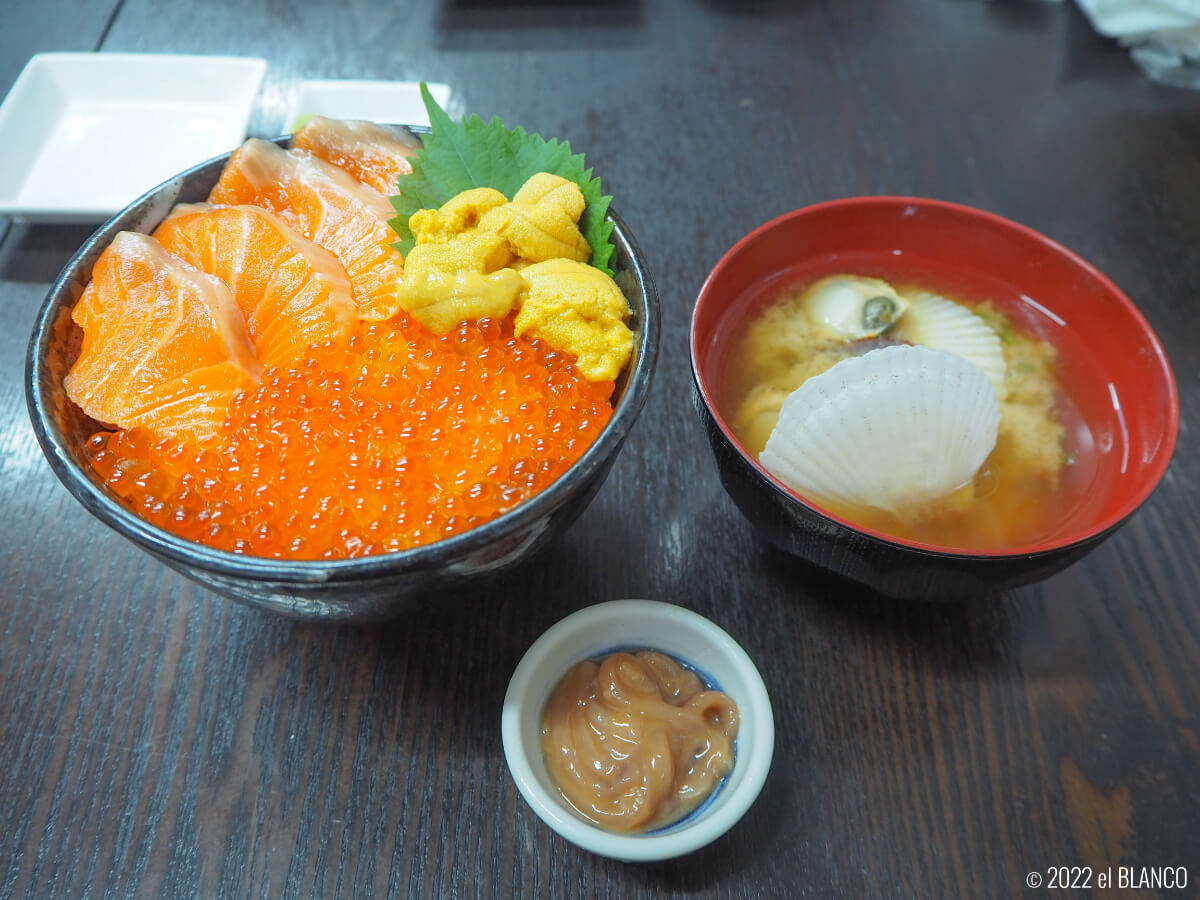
[719,274,1097,550]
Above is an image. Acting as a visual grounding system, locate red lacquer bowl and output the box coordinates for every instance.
[690,197,1179,598]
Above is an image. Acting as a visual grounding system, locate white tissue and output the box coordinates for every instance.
[1075,0,1200,87]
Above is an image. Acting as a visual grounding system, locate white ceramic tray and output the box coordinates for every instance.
[284,79,450,132]
[0,53,267,223]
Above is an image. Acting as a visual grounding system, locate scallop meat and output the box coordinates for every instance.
[801,275,909,341]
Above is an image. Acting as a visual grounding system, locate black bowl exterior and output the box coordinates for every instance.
[691,376,1114,600]
[26,138,660,621]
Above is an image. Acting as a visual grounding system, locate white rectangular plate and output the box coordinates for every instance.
[0,53,267,223]
[284,80,451,133]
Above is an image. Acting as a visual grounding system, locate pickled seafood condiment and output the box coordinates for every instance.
[541,651,739,833]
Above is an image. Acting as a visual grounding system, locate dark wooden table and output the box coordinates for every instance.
[3,1,1198,897]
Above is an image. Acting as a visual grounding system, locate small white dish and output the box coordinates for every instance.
[0,53,266,223]
[501,599,774,861]
[283,80,451,132]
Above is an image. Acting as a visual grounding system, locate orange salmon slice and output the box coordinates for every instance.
[154,203,357,369]
[292,117,420,195]
[64,232,261,443]
[208,139,405,321]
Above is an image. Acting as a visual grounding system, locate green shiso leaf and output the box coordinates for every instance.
[389,83,615,276]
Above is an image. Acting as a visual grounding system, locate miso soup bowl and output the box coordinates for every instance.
[690,197,1178,599]
[26,134,660,621]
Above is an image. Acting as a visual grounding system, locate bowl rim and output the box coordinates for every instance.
[500,599,775,862]
[25,137,660,583]
[690,195,1180,560]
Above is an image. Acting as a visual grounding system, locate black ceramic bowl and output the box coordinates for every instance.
[27,133,660,621]
[691,198,1177,599]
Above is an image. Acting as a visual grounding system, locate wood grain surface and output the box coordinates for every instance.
[2,0,1199,897]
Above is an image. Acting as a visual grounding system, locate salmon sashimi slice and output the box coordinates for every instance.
[153,203,357,369]
[64,231,261,443]
[208,138,405,321]
[291,117,420,195]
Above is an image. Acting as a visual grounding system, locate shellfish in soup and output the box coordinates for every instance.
[759,344,1001,513]
[801,275,909,341]
[893,291,1007,400]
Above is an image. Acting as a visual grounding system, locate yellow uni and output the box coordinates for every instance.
[514,258,633,382]
[396,173,633,381]
[408,188,508,245]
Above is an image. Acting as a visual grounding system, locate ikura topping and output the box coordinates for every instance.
[541,651,739,833]
[86,314,614,559]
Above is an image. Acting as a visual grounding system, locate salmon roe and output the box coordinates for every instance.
[85,313,615,559]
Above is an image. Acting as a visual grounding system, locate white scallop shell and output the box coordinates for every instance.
[759,344,1001,512]
[893,291,1007,400]
[802,275,909,341]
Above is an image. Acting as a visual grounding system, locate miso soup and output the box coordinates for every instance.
[719,274,1096,550]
